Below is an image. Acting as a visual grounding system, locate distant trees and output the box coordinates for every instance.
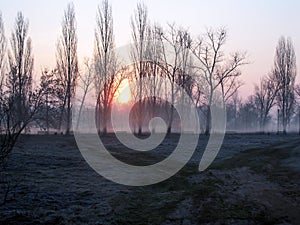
[56,3,79,135]
[273,37,296,134]
[245,36,297,133]
[1,2,298,137]
[239,96,259,131]
[226,92,242,130]
[253,75,279,132]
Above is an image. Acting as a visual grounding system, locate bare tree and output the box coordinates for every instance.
[131,2,148,135]
[175,27,193,132]
[157,24,192,133]
[192,28,246,135]
[140,24,166,133]
[76,58,93,131]
[39,68,65,132]
[254,74,279,132]
[56,3,79,135]
[273,36,296,134]
[94,0,124,134]
[7,12,34,131]
[39,69,54,133]
[0,12,44,204]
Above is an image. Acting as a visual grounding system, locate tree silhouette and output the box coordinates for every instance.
[7,12,33,131]
[273,37,296,134]
[94,0,123,134]
[56,3,79,135]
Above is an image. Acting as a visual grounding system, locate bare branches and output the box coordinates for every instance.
[130,2,149,135]
[76,58,94,131]
[94,0,122,134]
[56,3,79,134]
[131,2,148,62]
[253,74,279,131]
[192,27,247,134]
[6,12,34,131]
[0,13,45,182]
[273,36,296,133]
[96,0,114,55]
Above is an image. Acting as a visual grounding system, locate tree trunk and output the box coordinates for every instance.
[205,105,211,135]
[167,76,175,134]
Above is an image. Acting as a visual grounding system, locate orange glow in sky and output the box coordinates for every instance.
[116,79,131,104]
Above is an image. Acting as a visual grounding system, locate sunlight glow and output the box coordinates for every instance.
[117,79,131,104]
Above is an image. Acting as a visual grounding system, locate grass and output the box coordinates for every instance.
[2,134,299,224]
[109,163,226,224]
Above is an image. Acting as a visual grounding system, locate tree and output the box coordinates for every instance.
[273,37,296,134]
[142,25,164,133]
[157,24,192,134]
[131,2,149,135]
[254,74,279,132]
[94,0,124,134]
[38,68,64,131]
[0,13,43,204]
[56,3,79,135]
[7,12,34,131]
[192,28,246,135]
[76,58,93,131]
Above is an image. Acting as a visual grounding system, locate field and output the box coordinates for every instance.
[0,134,300,224]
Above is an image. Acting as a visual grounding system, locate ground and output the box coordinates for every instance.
[0,134,299,224]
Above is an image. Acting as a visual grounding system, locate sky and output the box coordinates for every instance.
[0,0,299,99]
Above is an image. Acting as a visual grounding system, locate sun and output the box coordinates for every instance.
[117,79,131,104]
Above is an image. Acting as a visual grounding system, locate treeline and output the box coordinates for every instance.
[0,0,299,148]
[226,37,298,133]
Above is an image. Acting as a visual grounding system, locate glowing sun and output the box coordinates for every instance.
[117,79,131,104]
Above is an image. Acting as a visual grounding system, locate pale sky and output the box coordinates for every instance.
[0,0,299,98]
